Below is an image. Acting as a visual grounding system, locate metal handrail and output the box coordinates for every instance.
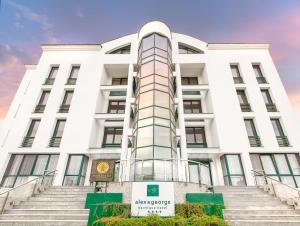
[0,170,57,214]
[251,169,300,197]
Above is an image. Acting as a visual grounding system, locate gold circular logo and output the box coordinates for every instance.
[97,162,109,174]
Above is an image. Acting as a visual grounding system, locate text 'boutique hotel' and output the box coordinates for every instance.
[1,21,300,202]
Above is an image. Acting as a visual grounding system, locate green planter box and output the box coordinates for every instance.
[85,193,123,226]
[186,193,224,218]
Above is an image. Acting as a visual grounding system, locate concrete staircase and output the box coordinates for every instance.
[214,186,300,226]
[0,186,94,226]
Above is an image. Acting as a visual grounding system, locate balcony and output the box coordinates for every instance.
[248,136,262,147]
[184,113,214,120]
[58,105,70,113]
[233,77,244,84]
[66,78,77,85]
[49,137,62,147]
[34,105,46,113]
[256,77,267,84]
[21,137,34,147]
[240,103,252,112]
[266,103,277,112]
[276,136,290,147]
[95,113,125,120]
[44,78,55,85]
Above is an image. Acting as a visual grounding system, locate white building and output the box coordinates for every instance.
[0,21,300,189]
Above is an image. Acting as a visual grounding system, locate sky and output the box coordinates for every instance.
[0,0,300,119]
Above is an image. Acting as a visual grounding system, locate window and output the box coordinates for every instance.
[49,119,66,147]
[102,127,123,147]
[185,127,207,148]
[221,154,246,186]
[63,155,88,186]
[188,161,212,185]
[230,65,243,84]
[237,90,251,112]
[178,44,203,54]
[34,90,50,113]
[44,66,58,85]
[59,91,73,113]
[67,66,80,85]
[1,154,59,188]
[183,100,202,113]
[108,45,131,54]
[261,89,277,112]
[271,119,289,146]
[107,100,125,114]
[251,153,300,187]
[22,119,40,147]
[181,77,198,85]
[110,78,127,96]
[244,119,261,147]
[253,64,267,84]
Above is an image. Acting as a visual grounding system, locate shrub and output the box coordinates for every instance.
[102,203,131,218]
[189,215,227,226]
[175,203,204,218]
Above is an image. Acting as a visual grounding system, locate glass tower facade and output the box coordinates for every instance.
[130,33,177,181]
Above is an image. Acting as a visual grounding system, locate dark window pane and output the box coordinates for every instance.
[53,120,66,137]
[26,120,41,137]
[70,66,80,79]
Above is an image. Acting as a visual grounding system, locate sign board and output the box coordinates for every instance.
[90,159,115,182]
[131,182,175,217]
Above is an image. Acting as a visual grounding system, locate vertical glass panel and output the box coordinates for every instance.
[154,126,171,147]
[274,154,290,174]
[261,155,276,174]
[136,146,153,159]
[140,75,154,86]
[142,34,154,51]
[271,119,283,136]
[27,120,40,137]
[287,154,300,174]
[54,120,66,137]
[195,128,205,143]
[261,90,271,104]
[63,91,73,105]
[66,155,82,174]
[39,91,50,105]
[104,128,114,144]
[155,48,168,58]
[155,61,168,77]
[138,107,153,119]
[200,164,211,186]
[231,176,246,186]
[230,65,240,78]
[189,164,200,183]
[281,176,296,187]
[154,91,169,108]
[141,160,153,180]
[237,90,247,104]
[142,48,154,59]
[138,117,153,128]
[154,146,172,159]
[114,162,120,182]
[186,128,195,143]
[250,154,263,172]
[49,67,58,78]
[139,90,154,108]
[137,126,153,147]
[33,155,48,175]
[253,65,263,77]
[244,120,256,136]
[227,155,243,174]
[154,118,170,127]
[7,155,23,175]
[47,155,59,171]
[155,75,168,86]
[154,160,171,180]
[70,66,80,79]
[114,128,123,144]
[155,34,168,50]
[19,155,35,175]
[154,107,170,119]
[63,176,78,186]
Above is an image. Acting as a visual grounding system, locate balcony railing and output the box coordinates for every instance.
[34,105,46,113]
[21,137,34,147]
[248,136,262,147]
[102,143,122,148]
[44,78,55,85]
[256,77,267,84]
[276,136,290,147]
[49,137,62,147]
[233,77,244,84]
[240,103,252,112]
[187,142,207,148]
[59,105,70,113]
[66,78,77,85]
[266,103,277,112]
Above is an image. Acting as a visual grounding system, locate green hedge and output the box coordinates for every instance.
[93,203,227,226]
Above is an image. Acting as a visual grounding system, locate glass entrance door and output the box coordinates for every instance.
[188,160,212,185]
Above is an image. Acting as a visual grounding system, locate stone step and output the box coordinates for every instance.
[37,194,87,198]
[42,191,92,195]
[48,187,94,191]
[29,197,86,202]
[5,209,89,215]
[19,201,85,206]
[225,214,300,220]
[224,205,292,210]
[14,205,85,209]
[226,220,300,226]
[0,214,88,220]
[224,209,297,215]
[222,194,272,198]
[223,196,278,201]
[224,200,282,205]
[0,220,87,226]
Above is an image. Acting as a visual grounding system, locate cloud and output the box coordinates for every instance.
[288,92,300,115]
[0,44,25,119]
[8,1,58,43]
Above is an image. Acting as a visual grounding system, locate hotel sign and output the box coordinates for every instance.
[90,159,115,182]
[131,182,175,217]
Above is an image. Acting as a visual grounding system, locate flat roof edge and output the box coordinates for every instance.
[207,43,269,50]
[41,44,102,51]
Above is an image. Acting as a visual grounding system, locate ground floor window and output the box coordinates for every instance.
[221,154,246,186]
[1,154,59,188]
[63,155,88,186]
[188,160,212,186]
[250,153,300,187]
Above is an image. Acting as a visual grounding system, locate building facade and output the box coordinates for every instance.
[0,21,300,189]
